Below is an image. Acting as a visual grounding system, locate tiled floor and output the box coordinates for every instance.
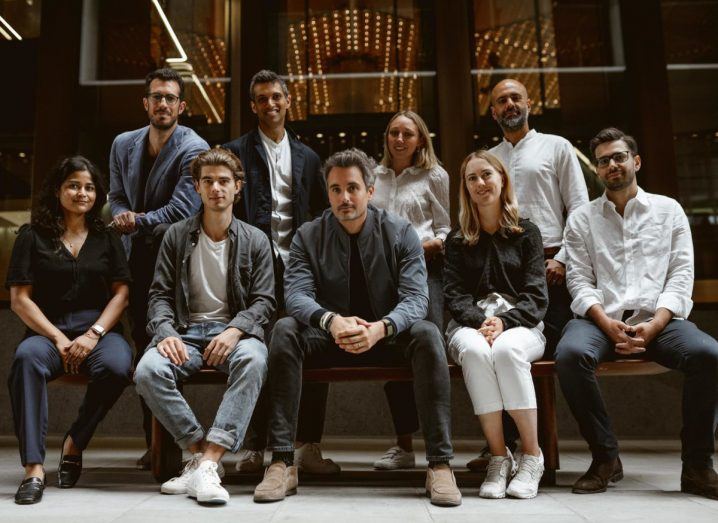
[1,438,717,522]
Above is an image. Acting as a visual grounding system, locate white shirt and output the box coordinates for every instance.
[188,228,232,324]
[490,129,589,263]
[259,128,293,265]
[564,187,694,324]
[372,164,451,242]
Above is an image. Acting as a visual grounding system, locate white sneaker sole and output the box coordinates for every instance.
[187,488,229,505]
[506,487,538,499]
[479,488,507,499]
[160,483,188,495]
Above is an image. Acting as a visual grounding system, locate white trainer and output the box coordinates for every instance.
[160,453,225,495]
[295,443,340,474]
[187,460,229,505]
[373,446,416,470]
[479,448,516,499]
[235,449,264,473]
[506,450,544,499]
[161,453,202,495]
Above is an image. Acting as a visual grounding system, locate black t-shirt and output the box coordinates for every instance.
[5,225,132,320]
[349,234,376,322]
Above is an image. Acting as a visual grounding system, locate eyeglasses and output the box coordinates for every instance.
[596,151,631,168]
[146,92,180,106]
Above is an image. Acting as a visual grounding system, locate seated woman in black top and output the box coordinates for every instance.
[6,156,133,504]
[444,150,548,499]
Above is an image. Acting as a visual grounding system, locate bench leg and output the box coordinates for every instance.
[535,375,559,487]
[151,415,182,483]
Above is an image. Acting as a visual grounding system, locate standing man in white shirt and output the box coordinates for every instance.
[222,70,334,475]
[556,127,718,499]
[468,78,589,470]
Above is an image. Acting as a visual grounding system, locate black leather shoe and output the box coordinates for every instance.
[681,465,718,500]
[572,456,623,494]
[15,476,45,504]
[58,453,82,488]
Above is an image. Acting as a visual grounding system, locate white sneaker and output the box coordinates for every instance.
[295,443,340,474]
[187,460,229,505]
[235,449,264,473]
[479,448,516,499]
[161,453,202,495]
[373,446,416,470]
[506,450,544,499]
[160,453,225,495]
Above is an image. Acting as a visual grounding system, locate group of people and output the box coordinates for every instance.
[7,68,718,507]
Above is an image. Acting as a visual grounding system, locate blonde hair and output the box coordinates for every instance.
[457,150,523,245]
[380,110,439,170]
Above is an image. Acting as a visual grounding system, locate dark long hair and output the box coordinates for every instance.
[31,155,107,238]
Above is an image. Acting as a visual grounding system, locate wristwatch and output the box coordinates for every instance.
[381,318,395,339]
[90,324,106,338]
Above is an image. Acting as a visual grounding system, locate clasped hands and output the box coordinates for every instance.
[157,327,244,366]
[478,316,504,346]
[602,318,660,355]
[55,331,100,375]
[329,315,385,354]
[111,211,146,234]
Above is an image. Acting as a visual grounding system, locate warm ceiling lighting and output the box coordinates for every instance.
[0,15,22,40]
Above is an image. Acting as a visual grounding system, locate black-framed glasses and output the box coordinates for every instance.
[596,150,631,168]
[146,92,180,106]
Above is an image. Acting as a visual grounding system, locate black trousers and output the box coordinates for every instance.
[128,235,162,447]
[267,317,454,462]
[8,310,132,465]
[556,318,718,467]
[241,256,329,450]
[382,256,444,437]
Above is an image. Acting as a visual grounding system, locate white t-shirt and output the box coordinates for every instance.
[188,228,231,324]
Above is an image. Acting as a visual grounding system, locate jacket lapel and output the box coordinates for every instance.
[127,127,149,210]
[144,126,181,208]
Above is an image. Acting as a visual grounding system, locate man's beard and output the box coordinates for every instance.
[604,169,635,191]
[149,113,177,130]
[498,107,528,132]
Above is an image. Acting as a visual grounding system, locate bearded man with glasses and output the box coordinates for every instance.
[108,67,208,468]
[556,127,718,499]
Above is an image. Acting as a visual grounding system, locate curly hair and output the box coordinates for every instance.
[31,155,107,238]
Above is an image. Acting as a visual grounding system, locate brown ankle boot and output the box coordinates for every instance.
[572,456,623,494]
[681,465,718,500]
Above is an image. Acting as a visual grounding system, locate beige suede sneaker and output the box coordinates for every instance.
[253,462,298,503]
[425,464,462,507]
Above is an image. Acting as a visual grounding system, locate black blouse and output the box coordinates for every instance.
[5,225,131,321]
[443,218,548,330]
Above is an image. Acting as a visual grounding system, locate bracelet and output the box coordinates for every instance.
[320,312,337,332]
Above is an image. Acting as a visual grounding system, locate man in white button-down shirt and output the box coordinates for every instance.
[467,79,590,472]
[556,127,718,499]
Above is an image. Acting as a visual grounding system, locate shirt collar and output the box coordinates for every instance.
[258,127,287,150]
[502,128,536,149]
[599,185,649,213]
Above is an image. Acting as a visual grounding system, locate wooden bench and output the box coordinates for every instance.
[146,359,670,485]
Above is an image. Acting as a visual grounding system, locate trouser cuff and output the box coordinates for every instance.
[207,428,239,453]
[177,427,205,450]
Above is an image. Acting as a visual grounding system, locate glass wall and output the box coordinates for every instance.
[470,0,626,197]
[259,0,437,160]
[662,0,718,278]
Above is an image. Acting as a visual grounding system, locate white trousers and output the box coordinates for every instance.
[448,326,545,415]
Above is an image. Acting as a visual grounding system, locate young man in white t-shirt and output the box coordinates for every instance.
[135,148,276,505]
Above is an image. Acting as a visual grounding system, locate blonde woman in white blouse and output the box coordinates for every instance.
[371,110,451,470]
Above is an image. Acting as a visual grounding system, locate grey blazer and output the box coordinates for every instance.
[284,205,429,335]
[108,125,208,256]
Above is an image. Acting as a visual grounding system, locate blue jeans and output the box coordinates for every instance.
[134,322,267,453]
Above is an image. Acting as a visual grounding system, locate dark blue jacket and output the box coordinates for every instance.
[222,128,327,240]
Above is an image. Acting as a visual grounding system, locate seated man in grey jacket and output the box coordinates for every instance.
[135,148,275,505]
[253,148,460,507]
